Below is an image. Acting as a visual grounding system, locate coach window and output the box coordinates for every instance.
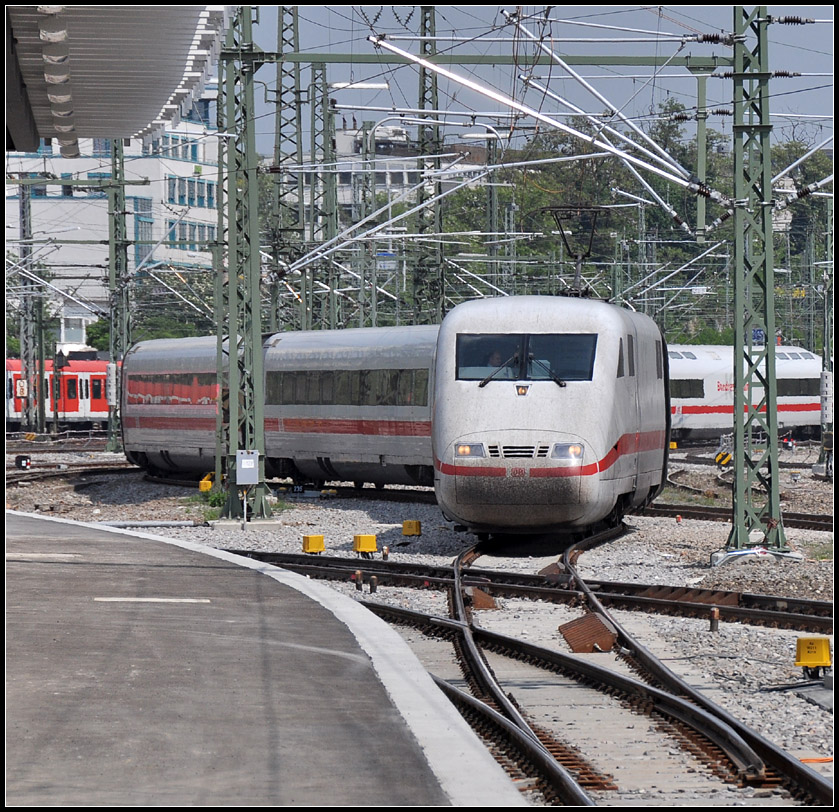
[66,379,77,400]
[778,378,820,397]
[627,334,635,376]
[670,379,704,398]
[414,369,429,406]
[84,379,89,399]
[279,372,295,405]
[617,338,625,378]
[92,379,102,400]
[376,370,399,406]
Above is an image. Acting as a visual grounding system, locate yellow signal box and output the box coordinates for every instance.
[302,534,325,554]
[353,534,378,554]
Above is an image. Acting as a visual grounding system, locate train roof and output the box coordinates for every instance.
[5,358,109,372]
[264,324,439,365]
[669,344,821,361]
[122,336,219,372]
[439,295,657,334]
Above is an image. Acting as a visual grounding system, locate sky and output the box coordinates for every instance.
[246,5,834,155]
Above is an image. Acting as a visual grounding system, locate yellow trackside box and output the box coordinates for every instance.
[402,520,422,536]
[353,534,378,553]
[302,534,325,554]
[795,637,832,669]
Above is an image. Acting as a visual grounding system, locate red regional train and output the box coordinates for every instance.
[5,357,111,430]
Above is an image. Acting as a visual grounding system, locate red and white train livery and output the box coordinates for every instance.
[5,357,110,430]
[668,344,822,440]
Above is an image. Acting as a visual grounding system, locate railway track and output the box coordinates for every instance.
[223,550,833,635]
[638,502,833,532]
[224,540,832,805]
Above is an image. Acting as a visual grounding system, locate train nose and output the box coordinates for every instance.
[441,432,592,512]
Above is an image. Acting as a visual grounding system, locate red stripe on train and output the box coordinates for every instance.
[672,402,820,415]
[438,430,667,478]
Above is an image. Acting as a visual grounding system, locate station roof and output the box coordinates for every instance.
[6,5,228,154]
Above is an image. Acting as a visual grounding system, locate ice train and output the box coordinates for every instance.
[121,296,670,535]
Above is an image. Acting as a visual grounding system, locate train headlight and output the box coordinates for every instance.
[455,443,486,458]
[551,443,584,463]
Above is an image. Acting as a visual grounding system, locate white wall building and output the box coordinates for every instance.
[6,110,220,347]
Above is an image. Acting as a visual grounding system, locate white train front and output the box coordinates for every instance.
[432,297,669,533]
[121,295,671,537]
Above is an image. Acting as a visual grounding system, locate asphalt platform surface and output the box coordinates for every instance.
[6,512,526,807]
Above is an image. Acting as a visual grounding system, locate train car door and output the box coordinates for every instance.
[10,372,24,416]
[90,374,108,418]
[54,374,79,417]
[64,375,79,416]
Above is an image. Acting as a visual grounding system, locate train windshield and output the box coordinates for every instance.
[456,334,597,382]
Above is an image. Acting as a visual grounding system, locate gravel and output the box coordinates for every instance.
[7,450,834,776]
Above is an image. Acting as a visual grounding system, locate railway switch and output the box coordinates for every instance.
[302,534,325,554]
[402,520,422,536]
[795,637,832,679]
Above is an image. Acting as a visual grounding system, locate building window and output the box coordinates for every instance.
[92,138,111,157]
[134,198,153,266]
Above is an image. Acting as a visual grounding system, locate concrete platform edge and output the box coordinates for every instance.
[7,511,526,807]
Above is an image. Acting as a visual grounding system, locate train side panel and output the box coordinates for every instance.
[121,337,220,472]
[262,326,438,486]
[669,345,822,439]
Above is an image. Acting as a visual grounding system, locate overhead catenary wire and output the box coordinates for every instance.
[368,35,733,208]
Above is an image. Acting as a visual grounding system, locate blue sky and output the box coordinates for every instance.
[249,5,833,153]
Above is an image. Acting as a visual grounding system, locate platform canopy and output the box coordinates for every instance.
[6,5,228,155]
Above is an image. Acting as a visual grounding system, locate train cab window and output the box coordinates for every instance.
[668,351,683,360]
[456,334,521,380]
[456,333,597,382]
[787,353,801,359]
[681,351,697,359]
[776,353,788,360]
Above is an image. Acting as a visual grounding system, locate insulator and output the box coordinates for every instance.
[772,70,801,78]
[711,108,733,116]
[776,16,812,24]
[696,33,729,43]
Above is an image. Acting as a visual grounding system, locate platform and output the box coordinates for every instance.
[5,511,525,807]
